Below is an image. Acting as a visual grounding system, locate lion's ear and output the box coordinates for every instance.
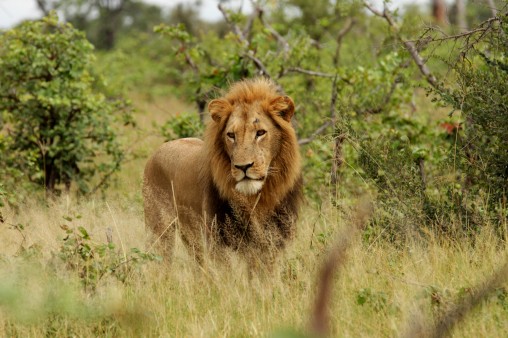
[269,96,295,122]
[208,99,232,123]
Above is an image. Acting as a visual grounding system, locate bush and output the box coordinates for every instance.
[0,12,133,195]
[431,13,508,230]
[159,112,202,141]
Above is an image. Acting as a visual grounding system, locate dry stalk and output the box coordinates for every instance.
[309,199,372,337]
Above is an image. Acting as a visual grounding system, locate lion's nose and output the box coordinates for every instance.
[235,162,254,173]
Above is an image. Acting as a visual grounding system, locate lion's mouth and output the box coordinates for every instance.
[240,175,265,182]
[235,177,265,195]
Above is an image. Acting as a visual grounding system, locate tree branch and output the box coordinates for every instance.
[408,16,501,43]
[243,3,261,42]
[254,2,290,53]
[218,3,247,43]
[36,0,50,16]
[285,67,336,78]
[218,3,271,78]
[364,2,440,89]
[333,18,356,66]
[298,121,332,146]
[298,75,340,146]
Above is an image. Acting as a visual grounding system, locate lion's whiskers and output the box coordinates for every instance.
[267,167,280,176]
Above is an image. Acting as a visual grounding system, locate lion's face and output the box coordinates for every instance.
[208,86,296,197]
[222,103,282,195]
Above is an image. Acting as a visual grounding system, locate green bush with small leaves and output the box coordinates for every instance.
[0,12,133,195]
[58,215,160,293]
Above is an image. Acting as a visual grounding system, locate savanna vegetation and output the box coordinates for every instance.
[0,0,507,336]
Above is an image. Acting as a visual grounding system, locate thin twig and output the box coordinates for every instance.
[407,17,500,43]
[298,121,333,145]
[286,67,336,78]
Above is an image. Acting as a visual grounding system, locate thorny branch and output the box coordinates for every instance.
[410,16,501,44]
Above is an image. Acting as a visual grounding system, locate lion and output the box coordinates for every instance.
[143,78,302,270]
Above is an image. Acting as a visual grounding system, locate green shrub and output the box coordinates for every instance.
[431,13,508,230]
[57,215,160,293]
[0,12,133,195]
[159,112,202,141]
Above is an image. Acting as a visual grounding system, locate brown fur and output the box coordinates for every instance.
[143,78,302,268]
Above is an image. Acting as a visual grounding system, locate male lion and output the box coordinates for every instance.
[143,78,302,269]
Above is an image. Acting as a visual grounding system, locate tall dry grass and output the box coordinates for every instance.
[1,192,507,337]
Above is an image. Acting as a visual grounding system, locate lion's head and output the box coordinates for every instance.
[204,78,301,209]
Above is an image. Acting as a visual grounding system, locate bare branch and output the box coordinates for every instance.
[329,75,344,185]
[408,16,501,43]
[243,4,262,42]
[218,3,247,44]
[329,75,339,123]
[286,67,336,78]
[245,52,271,77]
[181,47,199,74]
[298,75,343,145]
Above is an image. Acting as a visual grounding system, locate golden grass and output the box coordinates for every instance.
[1,194,507,337]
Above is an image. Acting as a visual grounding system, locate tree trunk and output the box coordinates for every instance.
[455,0,467,32]
[432,0,448,26]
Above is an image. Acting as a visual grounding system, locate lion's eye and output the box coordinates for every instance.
[256,130,266,138]
[227,132,235,140]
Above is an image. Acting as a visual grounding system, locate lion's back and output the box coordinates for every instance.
[143,138,205,217]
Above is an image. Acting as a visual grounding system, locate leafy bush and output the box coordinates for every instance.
[0,12,133,195]
[57,215,160,293]
[429,13,508,231]
[159,112,202,141]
